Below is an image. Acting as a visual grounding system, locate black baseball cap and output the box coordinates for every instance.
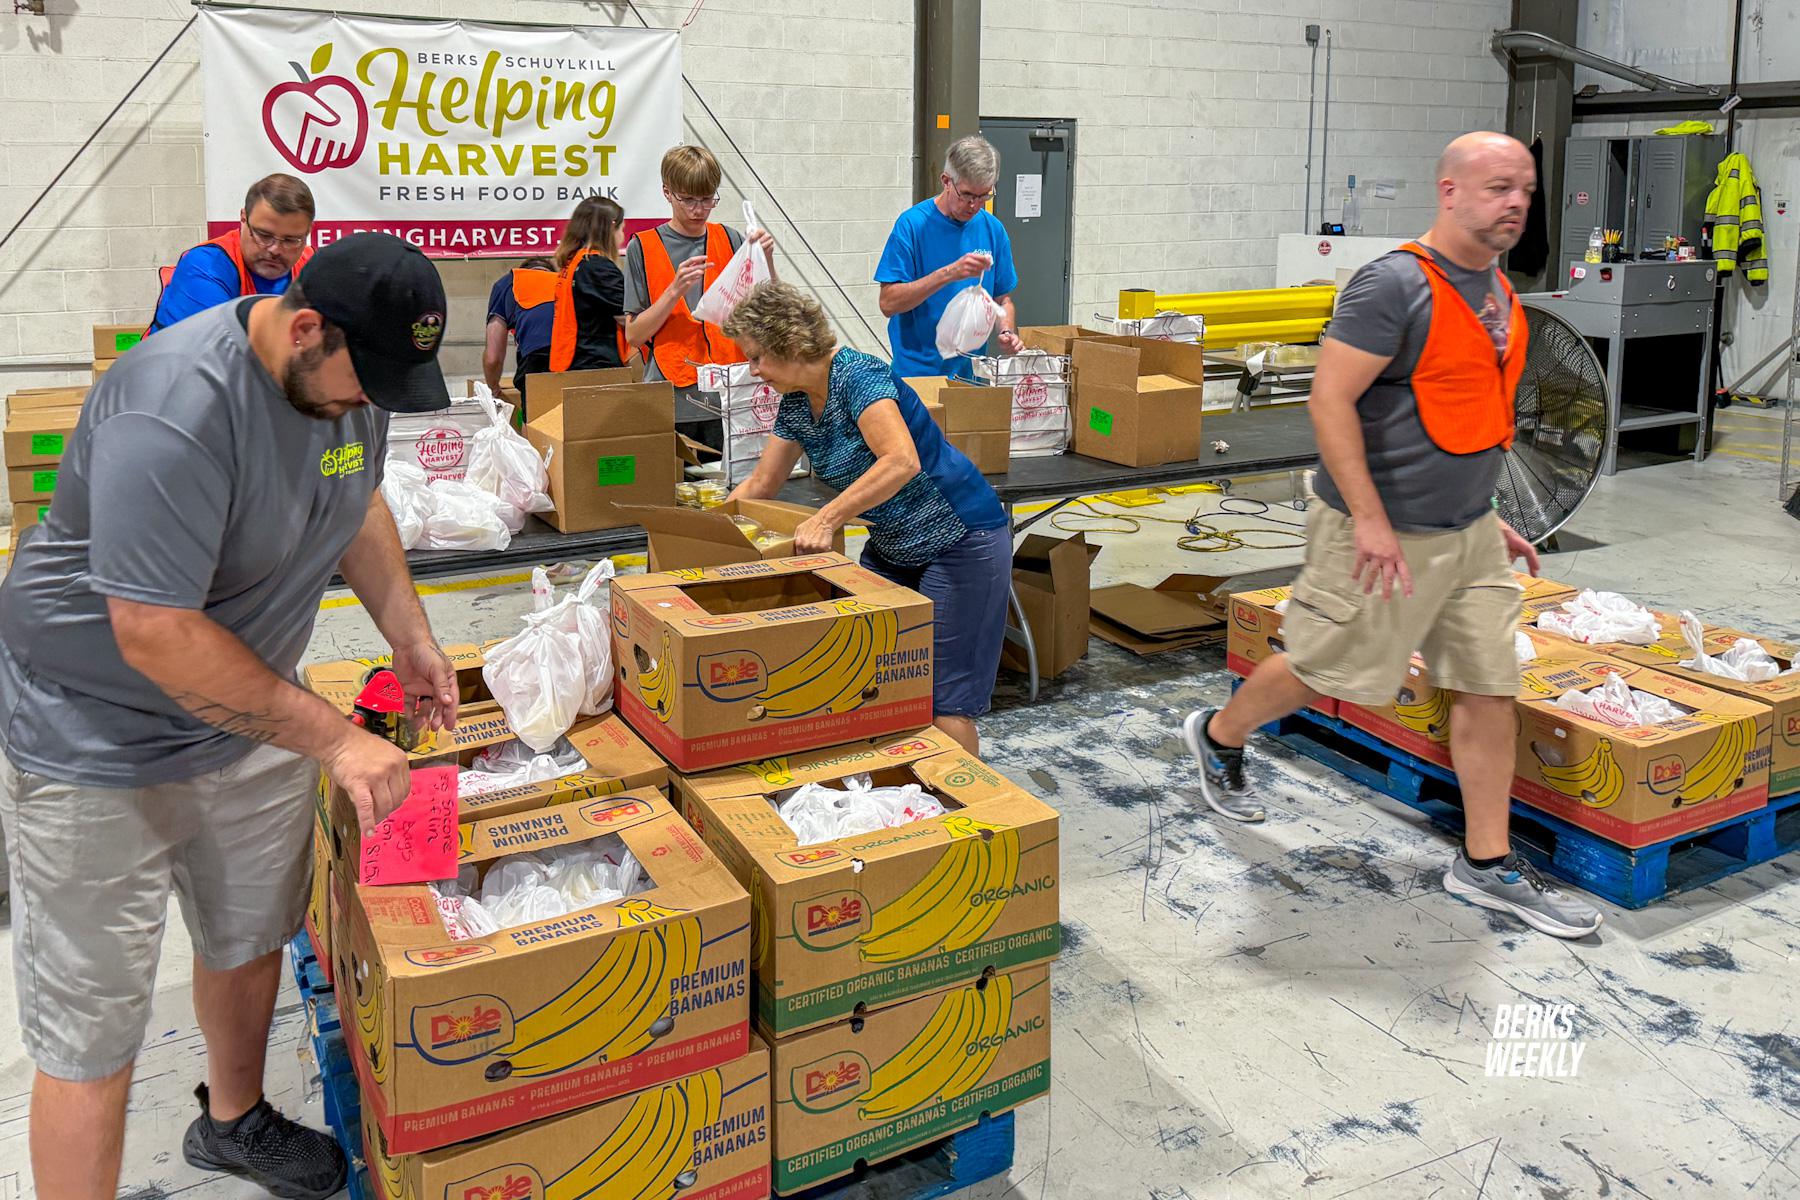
[298,233,450,414]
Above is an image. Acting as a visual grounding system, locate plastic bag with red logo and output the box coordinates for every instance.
[1553,672,1686,727]
[465,387,552,532]
[481,568,585,750]
[776,774,947,846]
[936,283,1006,361]
[1536,589,1660,645]
[691,200,772,327]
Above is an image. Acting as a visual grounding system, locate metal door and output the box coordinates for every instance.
[1635,137,1689,253]
[1561,137,1606,280]
[979,116,1074,326]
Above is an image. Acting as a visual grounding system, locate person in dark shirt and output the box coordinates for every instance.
[550,197,629,375]
[483,256,557,397]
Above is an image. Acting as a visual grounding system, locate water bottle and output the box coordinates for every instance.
[1340,175,1362,236]
[1585,227,1603,264]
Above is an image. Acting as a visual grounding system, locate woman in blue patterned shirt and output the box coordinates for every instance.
[723,282,1011,754]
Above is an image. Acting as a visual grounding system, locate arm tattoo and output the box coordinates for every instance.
[165,692,285,744]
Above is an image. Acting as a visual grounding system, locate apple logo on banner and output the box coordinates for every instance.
[262,43,368,174]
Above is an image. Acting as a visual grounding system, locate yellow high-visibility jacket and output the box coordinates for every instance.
[1704,152,1768,285]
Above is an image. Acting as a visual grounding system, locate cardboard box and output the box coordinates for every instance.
[335,788,751,1152]
[522,366,635,422]
[91,359,115,378]
[1512,659,1771,847]
[1224,587,1337,717]
[11,502,50,532]
[4,406,80,467]
[947,430,1011,475]
[902,377,1012,434]
[622,499,843,573]
[1019,325,1103,356]
[1070,337,1204,466]
[92,325,144,360]
[362,1040,773,1200]
[612,554,935,772]
[767,966,1051,1193]
[1610,629,1800,797]
[1089,574,1234,657]
[525,418,677,533]
[1001,534,1098,679]
[8,465,61,504]
[674,726,1061,1036]
[305,808,336,983]
[7,387,87,413]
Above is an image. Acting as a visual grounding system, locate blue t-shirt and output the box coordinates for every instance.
[486,272,556,359]
[875,200,1018,381]
[773,347,1006,567]
[148,244,290,335]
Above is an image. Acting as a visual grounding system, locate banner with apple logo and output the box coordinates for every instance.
[199,8,682,257]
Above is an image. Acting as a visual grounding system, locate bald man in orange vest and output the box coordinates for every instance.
[1182,132,1605,941]
[148,175,315,335]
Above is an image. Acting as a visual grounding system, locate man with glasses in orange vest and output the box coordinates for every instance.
[1181,132,1606,942]
[147,175,315,335]
[623,145,777,450]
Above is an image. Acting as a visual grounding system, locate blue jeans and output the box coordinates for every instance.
[861,524,1013,718]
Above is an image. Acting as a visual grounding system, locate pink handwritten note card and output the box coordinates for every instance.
[359,766,458,887]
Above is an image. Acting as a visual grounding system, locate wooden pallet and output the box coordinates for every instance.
[775,1111,1016,1200]
[290,938,371,1200]
[1265,706,1800,910]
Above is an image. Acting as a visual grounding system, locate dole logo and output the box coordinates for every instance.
[782,846,844,869]
[697,649,767,702]
[404,944,495,968]
[881,738,932,757]
[578,797,648,826]
[792,1052,870,1113]
[449,1166,543,1200]
[262,43,369,174]
[689,615,751,629]
[1647,753,1685,794]
[796,891,867,950]
[1784,714,1800,746]
[1232,601,1257,627]
[463,1176,533,1200]
[411,994,513,1064]
[431,1004,502,1046]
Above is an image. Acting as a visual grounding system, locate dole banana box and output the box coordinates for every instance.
[1224,587,1337,717]
[1609,628,1800,797]
[612,554,934,772]
[334,788,751,1153]
[1513,658,1771,848]
[305,808,336,984]
[768,965,1051,1194]
[363,1039,773,1200]
[674,726,1060,1037]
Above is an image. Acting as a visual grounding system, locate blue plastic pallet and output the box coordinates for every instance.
[774,1111,1015,1200]
[290,937,369,1200]
[1265,705,1800,910]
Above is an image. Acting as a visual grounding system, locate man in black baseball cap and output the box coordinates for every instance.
[0,232,461,1200]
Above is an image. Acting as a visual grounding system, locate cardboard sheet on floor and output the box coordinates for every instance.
[1088,573,1239,655]
[1001,533,1100,679]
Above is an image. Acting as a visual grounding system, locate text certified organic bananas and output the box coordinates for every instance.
[860,817,1019,964]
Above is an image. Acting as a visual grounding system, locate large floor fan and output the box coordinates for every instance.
[1498,303,1611,544]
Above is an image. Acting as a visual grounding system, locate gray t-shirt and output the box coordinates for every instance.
[1313,247,1510,532]
[0,299,390,787]
[623,224,744,426]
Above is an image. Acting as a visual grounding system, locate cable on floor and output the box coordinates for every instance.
[1049,496,1309,553]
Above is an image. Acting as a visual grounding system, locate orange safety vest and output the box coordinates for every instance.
[547,251,631,372]
[151,230,312,333]
[634,223,744,387]
[1398,241,1526,454]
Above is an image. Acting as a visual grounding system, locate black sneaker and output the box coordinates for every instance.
[1181,707,1265,822]
[182,1084,348,1200]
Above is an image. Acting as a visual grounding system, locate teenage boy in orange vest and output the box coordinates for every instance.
[148,175,315,334]
[623,145,777,450]
[1183,132,1604,941]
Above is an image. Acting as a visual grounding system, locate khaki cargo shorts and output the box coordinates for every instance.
[0,743,316,1081]
[1283,504,1524,706]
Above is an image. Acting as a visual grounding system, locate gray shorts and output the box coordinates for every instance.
[0,742,316,1081]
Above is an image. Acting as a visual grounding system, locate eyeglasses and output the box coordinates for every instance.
[243,222,309,251]
[945,178,995,205]
[670,192,721,211]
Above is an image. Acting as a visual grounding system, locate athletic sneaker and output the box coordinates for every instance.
[1181,707,1265,823]
[182,1083,348,1200]
[1443,852,1604,939]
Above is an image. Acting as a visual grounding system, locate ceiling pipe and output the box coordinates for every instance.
[1492,29,1717,96]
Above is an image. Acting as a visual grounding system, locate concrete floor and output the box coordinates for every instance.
[1,407,1797,1199]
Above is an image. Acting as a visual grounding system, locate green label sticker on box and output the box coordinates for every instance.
[1089,407,1114,437]
[36,506,49,523]
[30,434,64,456]
[31,470,57,494]
[114,331,142,354]
[595,455,637,486]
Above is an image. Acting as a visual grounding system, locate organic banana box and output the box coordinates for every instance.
[334,788,753,1153]
[673,726,1060,1037]
[363,1039,773,1200]
[1513,659,1772,848]
[612,553,935,772]
[1225,587,1337,717]
[305,808,336,984]
[767,965,1051,1193]
[1608,629,1800,797]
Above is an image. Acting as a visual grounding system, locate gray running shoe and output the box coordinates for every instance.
[1443,852,1604,939]
[1181,707,1265,823]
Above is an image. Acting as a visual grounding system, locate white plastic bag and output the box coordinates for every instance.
[1536,589,1660,646]
[776,774,947,846]
[458,736,586,797]
[535,561,617,716]
[482,568,585,750]
[935,282,1005,360]
[465,388,552,532]
[1554,672,1686,727]
[691,200,772,326]
[1515,630,1538,664]
[1675,610,1787,681]
[421,479,512,551]
[381,460,433,550]
[430,838,652,940]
